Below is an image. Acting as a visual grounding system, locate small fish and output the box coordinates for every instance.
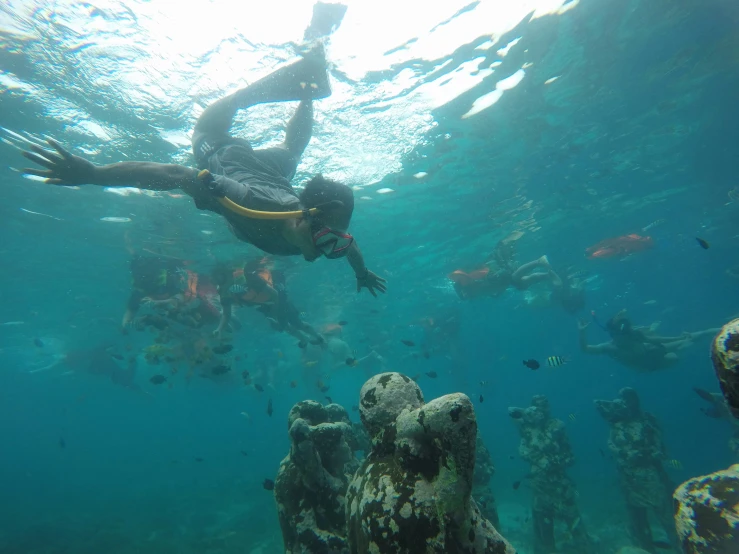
[240,450,248,457]
[33,338,44,348]
[370,309,380,314]
[696,237,710,249]
[241,370,250,379]
[547,356,567,367]
[508,455,514,460]
[352,405,359,412]
[422,351,430,359]
[297,340,307,349]
[400,340,415,347]
[523,359,540,370]
[598,448,605,458]
[149,375,167,385]
[240,411,251,420]
[305,361,318,367]
[425,371,437,378]
[263,479,275,491]
[254,384,264,393]
[667,459,683,470]
[267,399,273,417]
[320,385,330,393]
[410,374,421,382]
[643,299,657,305]
[652,541,673,550]
[479,395,484,403]
[325,396,333,404]
[480,380,488,387]
[212,365,230,375]
[346,357,358,367]
[58,438,66,449]
[277,351,284,358]
[568,413,576,422]
[290,380,297,388]
[338,320,349,326]
[512,480,521,490]
[194,457,204,462]
[212,344,233,355]
[111,353,124,361]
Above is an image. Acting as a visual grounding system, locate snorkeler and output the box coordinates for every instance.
[549,270,587,314]
[579,309,720,372]
[122,255,188,331]
[214,261,323,346]
[123,255,221,333]
[18,46,386,297]
[449,234,557,300]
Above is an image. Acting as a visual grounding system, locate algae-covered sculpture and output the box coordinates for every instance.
[509,395,592,554]
[274,400,360,553]
[712,319,739,419]
[346,372,515,554]
[594,387,677,551]
[674,464,739,553]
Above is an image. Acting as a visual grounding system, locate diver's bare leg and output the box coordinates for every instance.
[193,47,329,141]
[283,100,314,159]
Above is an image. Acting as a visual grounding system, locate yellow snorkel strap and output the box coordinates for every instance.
[198,169,320,221]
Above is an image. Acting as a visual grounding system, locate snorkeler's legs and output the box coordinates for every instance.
[193,46,330,140]
[512,257,553,289]
[283,100,314,159]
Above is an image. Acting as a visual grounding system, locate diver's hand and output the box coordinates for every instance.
[21,139,98,186]
[356,269,387,298]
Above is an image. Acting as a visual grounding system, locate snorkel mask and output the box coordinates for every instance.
[311,221,354,259]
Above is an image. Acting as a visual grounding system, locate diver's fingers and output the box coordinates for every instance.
[22,167,53,178]
[47,138,72,159]
[375,283,387,293]
[368,287,377,298]
[28,142,63,161]
[22,150,58,169]
[376,276,387,284]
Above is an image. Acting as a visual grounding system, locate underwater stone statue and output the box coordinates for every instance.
[509,395,592,554]
[711,318,739,419]
[346,372,515,554]
[474,435,501,529]
[670,320,739,553]
[673,464,739,553]
[274,400,360,554]
[594,388,677,553]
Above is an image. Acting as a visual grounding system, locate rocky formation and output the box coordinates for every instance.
[509,395,592,554]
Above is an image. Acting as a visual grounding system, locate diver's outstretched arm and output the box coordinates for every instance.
[578,321,615,354]
[21,139,206,194]
[347,243,387,297]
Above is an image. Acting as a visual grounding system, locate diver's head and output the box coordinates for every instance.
[606,310,633,338]
[300,174,354,231]
[298,175,355,261]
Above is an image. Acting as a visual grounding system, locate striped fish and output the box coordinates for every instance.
[547,356,568,367]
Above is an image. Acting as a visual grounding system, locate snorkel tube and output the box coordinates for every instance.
[197,169,342,220]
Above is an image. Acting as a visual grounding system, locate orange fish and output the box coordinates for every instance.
[585,234,654,260]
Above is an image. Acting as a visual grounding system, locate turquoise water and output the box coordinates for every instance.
[1,0,737,552]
